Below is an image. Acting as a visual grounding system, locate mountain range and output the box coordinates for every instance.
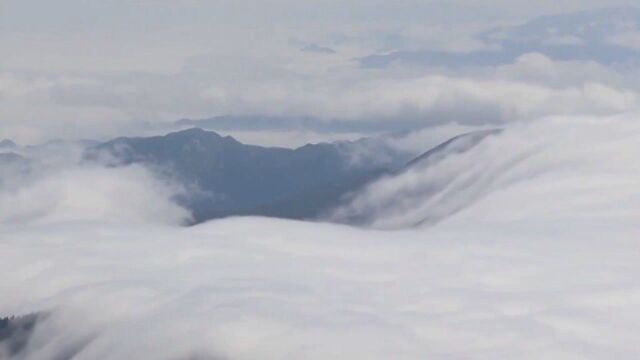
[86,128,499,224]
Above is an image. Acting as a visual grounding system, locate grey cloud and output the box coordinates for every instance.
[4,2,640,145]
[4,51,640,146]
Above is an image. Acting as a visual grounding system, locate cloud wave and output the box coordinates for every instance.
[1,114,639,359]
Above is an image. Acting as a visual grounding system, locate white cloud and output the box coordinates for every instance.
[0,113,638,359]
[3,63,639,145]
[3,2,640,145]
[1,2,640,358]
[331,113,640,228]
[0,165,191,225]
[493,53,624,87]
[2,217,639,359]
[0,147,191,225]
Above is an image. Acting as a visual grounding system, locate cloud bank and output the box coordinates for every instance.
[0,146,191,226]
[1,113,639,359]
[2,2,640,358]
[331,114,640,228]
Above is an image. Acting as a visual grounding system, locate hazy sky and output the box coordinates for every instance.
[2,112,639,359]
[2,0,640,144]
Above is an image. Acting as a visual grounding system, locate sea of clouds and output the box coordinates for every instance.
[1,113,639,359]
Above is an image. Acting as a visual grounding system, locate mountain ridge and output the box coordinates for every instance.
[86,127,499,225]
[87,128,413,223]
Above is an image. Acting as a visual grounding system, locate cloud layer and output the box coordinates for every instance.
[3,3,640,145]
[331,114,640,228]
[2,2,640,358]
[0,145,190,226]
[1,113,639,359]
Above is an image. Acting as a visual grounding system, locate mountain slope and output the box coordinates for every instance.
[87,128,499,225]
[87,128,411,223]
[245,129,501,222]
[328,129,502,226]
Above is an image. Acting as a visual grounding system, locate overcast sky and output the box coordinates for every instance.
[2,0,640,144]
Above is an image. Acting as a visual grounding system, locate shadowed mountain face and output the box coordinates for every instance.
[88,128,412,223]
[360,6,640,68]
[87,128,499,224]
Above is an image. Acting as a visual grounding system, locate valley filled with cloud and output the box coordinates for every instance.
[1,1,640,359]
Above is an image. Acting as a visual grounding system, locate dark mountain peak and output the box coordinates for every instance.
[170,128,243,144]
[169,127,221,139]
[104,128,240,148]
[87,128,240,165]
[0,139,17,149]
[176,127,209,134]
